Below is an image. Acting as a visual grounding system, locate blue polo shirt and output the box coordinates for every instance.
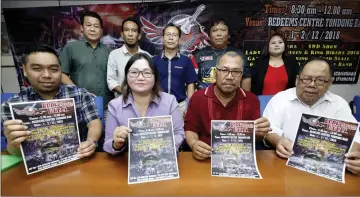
[152,52,198,103]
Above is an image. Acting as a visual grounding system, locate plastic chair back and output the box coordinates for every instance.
[258,95,273,116]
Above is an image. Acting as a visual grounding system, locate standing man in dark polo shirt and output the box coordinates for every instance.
[60,11,114,110]
[185,51,270,160]
[191,19,251,91]
[152,23,198,115]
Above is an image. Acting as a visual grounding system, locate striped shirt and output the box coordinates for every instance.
[1,84,100,141]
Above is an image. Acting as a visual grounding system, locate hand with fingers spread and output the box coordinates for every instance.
[254,117,270,135]
[276,138,294,159]
[345,151,360,175]
[113,126,132,150]
[3,120,31,150]
[191,140,212,160]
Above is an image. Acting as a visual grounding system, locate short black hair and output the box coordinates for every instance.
[162,23,181,37]
[23,44,58,65]
[80,11,103,28]
[207,18,228,35]
[121,17,141,33]
[299,56,334,77]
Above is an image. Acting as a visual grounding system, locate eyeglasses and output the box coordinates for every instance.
[128,70,154,78]
[298,76,331,86]
[164,33,179,38]
[216,67,243,77]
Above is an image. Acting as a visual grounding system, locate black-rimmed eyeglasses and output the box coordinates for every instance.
[128,70,154,78]
[298,76,331,86]
[216,67,243,77]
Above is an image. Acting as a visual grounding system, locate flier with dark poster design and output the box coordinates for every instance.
[287,113,359,183]
[211,120,262,179]
[9,98,81,175]
[128,116,179,184]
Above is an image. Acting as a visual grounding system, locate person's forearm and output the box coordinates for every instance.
[241,78,251,91]
[185,130,199,150]
[186,83,195,98]
[266,133,282,147]
[86,119,102,142]
[6,144,21,156]
[112,85,122,94]
[350,142,360,152]
[61,73,75,85]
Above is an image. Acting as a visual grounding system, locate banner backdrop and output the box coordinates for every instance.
[3,0,360,88]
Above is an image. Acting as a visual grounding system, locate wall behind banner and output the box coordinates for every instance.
[1,0,360,101]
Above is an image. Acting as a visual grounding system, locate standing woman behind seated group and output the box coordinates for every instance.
[103,53,185,155]
[251,33,299,95]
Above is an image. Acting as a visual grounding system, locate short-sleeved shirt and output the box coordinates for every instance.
[107,45,151,97]
[59,39,114,109]
[1,85,101,141]
[263,88,360,144]
[152,51,198,102]
[184,84,260,145]
[193,45,251,89]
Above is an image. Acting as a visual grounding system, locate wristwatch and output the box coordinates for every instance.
[262,133,271,148]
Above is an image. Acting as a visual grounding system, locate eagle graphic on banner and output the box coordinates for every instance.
[140,4,210,53]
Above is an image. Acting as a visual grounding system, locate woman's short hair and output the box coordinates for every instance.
[121,53,161,102]
[261,32,288,57]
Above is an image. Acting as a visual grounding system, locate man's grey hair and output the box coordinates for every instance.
[216,51,243,68]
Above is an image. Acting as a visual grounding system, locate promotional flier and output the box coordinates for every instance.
[9,98,81,175]
[287,113,359,183]
[211,120,262,179]
[128,116,179,184]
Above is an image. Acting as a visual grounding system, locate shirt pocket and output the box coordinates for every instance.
[172,65,184,79]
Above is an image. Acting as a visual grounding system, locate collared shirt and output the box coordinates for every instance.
[59,39,114,109]
[193,45,251,89]
[103,92,185,155]
[263,88,360,144]
[1,85,101,141]
[107,45,151,97]
[152,51,198,103]
[184,84,260,145]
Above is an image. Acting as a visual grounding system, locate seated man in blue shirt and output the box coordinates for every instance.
[1,44,102,158]
[152,23,198,115]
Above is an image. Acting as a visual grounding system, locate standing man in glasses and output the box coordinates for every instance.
[262,57,360,175]
[185,51,270,160]
[152,23,198,116]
